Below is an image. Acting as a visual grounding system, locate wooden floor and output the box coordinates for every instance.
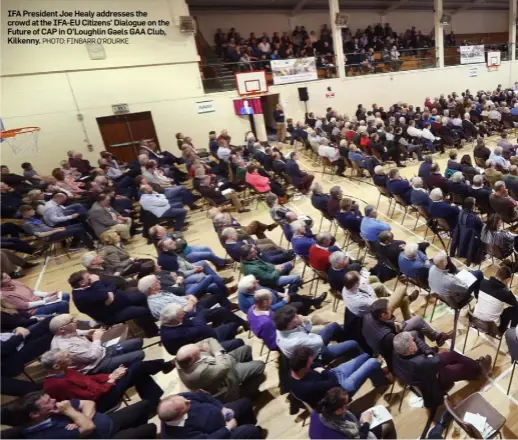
[10,135,518,439]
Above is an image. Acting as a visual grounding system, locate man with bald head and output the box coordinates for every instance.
[175,338,265,403]
[159,391,263,439]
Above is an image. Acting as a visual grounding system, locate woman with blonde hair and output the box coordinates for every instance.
[100,231,153,276]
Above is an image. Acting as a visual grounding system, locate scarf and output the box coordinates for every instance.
[320,411,361,439]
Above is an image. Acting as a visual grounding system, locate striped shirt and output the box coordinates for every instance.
[480,226,516,256]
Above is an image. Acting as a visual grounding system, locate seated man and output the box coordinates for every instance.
[199,175,250,213]
[387,168,412,204]
[289,346,387,408]
[240,244,301,290]
[21,205,95,251]
[149,224,232,269]
[81,251,135,291]
[335,198,363,234]
[139,185,187,234]
[137,274,245,328]
[489,180,518,221]
[175,339,266,403]
[308,232,341,272]
[68,271,158,337]
[0,272,70,316]
[398,243,431,285]
[274,305,360,363]
[342,271,417,321]
[291,220,321,259]
[448,171,473,198]
[282,211,315,242]
[475,265,518,333]
[49,314,150,374]
[7,392,156,439]
[87,193,134,240]
[372,166,388,188]
[362,299,453,369]
[428,188,461,231]
[428,251,484,306]
[392,332,491,408]
[410,177,432,212]
[159,392,264,440]
[360,204,391,243]
[318,138,346,177]
[222,227,294,264]
[41,348,167,412]
[327,251,363,292]
[157,237,233,297]
[160,303,244,356]
[247,289,283,351]
[42,192,88,227]
[375,230,429,270]
[238,275,325,315]
[310,182,331,216]
[426,163,449,192]
[348,145,379,176]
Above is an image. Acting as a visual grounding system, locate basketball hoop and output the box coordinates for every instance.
[0,127,41,156]
[487,64,499,72]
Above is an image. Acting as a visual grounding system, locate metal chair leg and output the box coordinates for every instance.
[430,297,439,322]
[413,212,421,231]
[507,361,516,395]
[462,324,470,353]
[450,309,459,351]
[493,336,503,369]
[398,385,408,412]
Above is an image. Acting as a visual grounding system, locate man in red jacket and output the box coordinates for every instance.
[41,349,170,412]
[308,232,341,272]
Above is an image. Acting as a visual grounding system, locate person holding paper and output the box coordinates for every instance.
[0,272,70,316]
[428,251,484,306]
[309,387,397,439]
[475,265,518,333]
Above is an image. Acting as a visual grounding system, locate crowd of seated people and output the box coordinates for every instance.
[3,83,518,439]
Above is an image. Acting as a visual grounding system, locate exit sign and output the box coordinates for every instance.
[112,104,130,114]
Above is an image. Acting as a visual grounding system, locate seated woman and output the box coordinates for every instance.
[51,168,85,196]
[460,154,480,179]
[100,231,153,277]
[309,387,397,440]
[481,213,518,264]
[245,164,288,204]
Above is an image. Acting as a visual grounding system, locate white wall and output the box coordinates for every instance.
[195,10,508,42]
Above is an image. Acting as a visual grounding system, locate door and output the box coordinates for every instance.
[260,94,280,136]
[96,111,160,163]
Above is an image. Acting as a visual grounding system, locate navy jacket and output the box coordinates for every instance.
[72,280,138,323]
[418,161,432,180]
[311,193,331,216]
[161,392,230,439]
[410,189,432,210]
[335,210,362,233]
[387,179,412,204]
[373,174,388,188]
[209,139,219,156]
[428,201,460,230]
[448,181,473,197]
[161,315,217,355]
[447,160,462,171]
[285,159,304,186]
[292,235,317,258]
[225,240,251,262]
[450,210,484,266]
[273,160,286,175]
[157,251,180,272]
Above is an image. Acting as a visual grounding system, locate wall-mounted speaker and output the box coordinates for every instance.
[298,87,309,102]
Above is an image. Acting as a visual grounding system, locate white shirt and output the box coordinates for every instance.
[258,42,271,53]
[422,127,439,141]
[474,291,505,324]
[165,413,189,427]
[139,193,171,218]
[318,144,340,162]
[342,282,376,317]
[407,126,423,138]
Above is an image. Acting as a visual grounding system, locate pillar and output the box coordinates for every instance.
[434,0,445,68]
[509,0,516,61]
[329,0,346,79]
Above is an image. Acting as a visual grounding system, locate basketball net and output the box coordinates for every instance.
[0,127,41,156]
[487,64,499,72]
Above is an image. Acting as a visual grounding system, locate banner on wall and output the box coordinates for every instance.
[460,45,486,64]
[271,57,318,85]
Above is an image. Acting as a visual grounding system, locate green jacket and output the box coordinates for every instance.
[241,259,280,287]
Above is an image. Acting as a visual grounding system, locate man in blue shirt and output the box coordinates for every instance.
[11,391,155,439]
[428,188,460,231]
[398,242,431,285]
[360,204,391,243]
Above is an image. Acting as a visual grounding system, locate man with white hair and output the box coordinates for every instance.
[318,138,346,176]
[428,188,460,230]
[49,314,146,374]
[139,185,188,235]
[448,171,473,198]
[410,177,432,211]
[489,146,510,169]
[175,339,265,403]
[430,248,484,301]
[398,242,431,285]
[462,112,478,138]
[489,180,518,221]
[138,274,246,328]
[327,250,363,292]
[82,251,134,291]
[159,392,263,439]
[308,231,341,272]
[160,303,244,356]
[360,204,391,243]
